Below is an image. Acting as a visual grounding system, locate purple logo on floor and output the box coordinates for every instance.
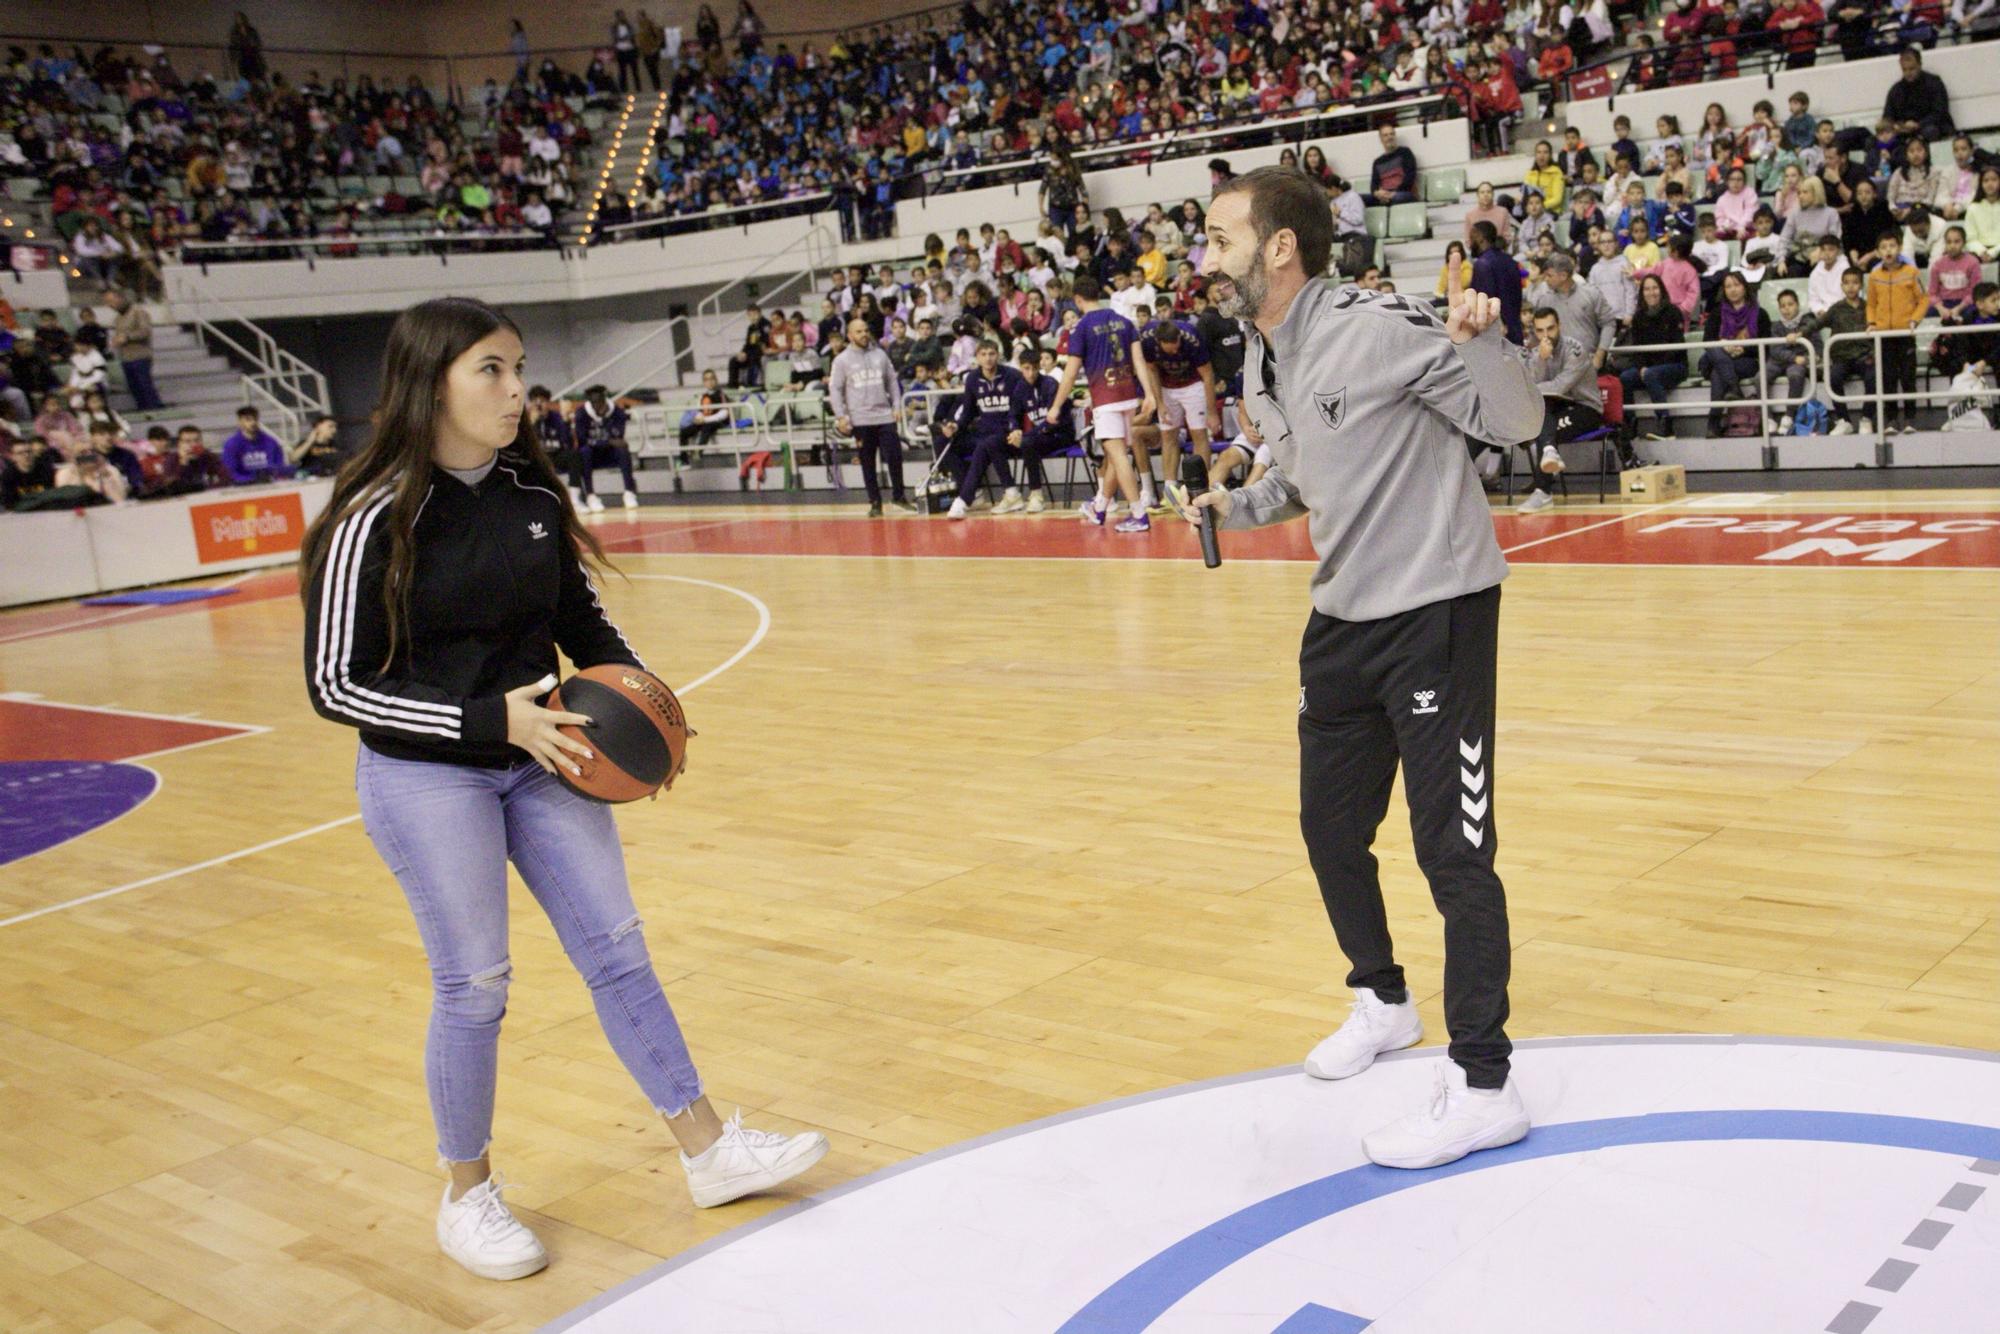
[0,761,159,865]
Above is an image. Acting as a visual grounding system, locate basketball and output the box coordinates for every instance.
[548,665,691,803]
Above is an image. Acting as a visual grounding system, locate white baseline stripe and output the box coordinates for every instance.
[0,575,772,931]
[1499,496,1699,555]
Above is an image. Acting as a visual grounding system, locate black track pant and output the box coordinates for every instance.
[852,423,906,504]
[1298,584,1512,1088]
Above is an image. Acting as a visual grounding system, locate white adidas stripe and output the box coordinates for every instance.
[313,490,462,738]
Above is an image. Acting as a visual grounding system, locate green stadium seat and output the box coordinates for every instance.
[1365,206,1390,238]
[1387,203,1429,240]
[1422,168,1465,203]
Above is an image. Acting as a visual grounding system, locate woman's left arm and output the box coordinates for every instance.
[553,543,646,672]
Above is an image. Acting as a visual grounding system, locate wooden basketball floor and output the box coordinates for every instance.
[2,487,1996,1333]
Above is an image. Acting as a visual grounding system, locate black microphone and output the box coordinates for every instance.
[1179,451,1222,569]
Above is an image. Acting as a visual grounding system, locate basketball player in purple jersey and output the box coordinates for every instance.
[1047,274,1157,533]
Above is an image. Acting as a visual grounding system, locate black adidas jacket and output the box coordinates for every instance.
[303,451,643,767]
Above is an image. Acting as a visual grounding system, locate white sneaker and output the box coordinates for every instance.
[1830,419,1855,435]
[1475,450,1501,478]
[436,1174,548,1281]
[621,489,640,509]
[682,1110,830,1209]
[1304,988,1424,1080]
[585,493,605,512]
[992,487,1026,514]
[1859,416,1874,435]
[1139,487,1157,512]
[1515,490,1554,513]
[1538,445,1566,476]
[1025,490,1047,513]
[1770,415,1791,435]
[947,497,968,520]
[1079,496,1109,525]
[1362,1061,1531,1170]
[969,495,993,512]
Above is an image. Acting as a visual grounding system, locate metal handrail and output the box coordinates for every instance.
[1605,330,1819,452]
[599,192,835,238]
[938,91,1462,192]
[1568,15,1991,104]
[1821,325,1955,442]
[557,315,697,401]
[166,270,333,445]
[178,230,553,258]
[695,224,836,336]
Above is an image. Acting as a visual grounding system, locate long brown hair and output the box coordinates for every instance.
[300,295,609,667]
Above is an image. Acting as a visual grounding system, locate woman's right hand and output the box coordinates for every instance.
[504,675,595,777]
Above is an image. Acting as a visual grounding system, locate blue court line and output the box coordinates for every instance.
[1272,1302,1373,1333]
[1056,1109,2000,1334]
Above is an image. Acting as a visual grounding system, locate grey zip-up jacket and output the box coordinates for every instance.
[829,344,902,426]
[1528,332,1604,411]
[1222,279,1544,622]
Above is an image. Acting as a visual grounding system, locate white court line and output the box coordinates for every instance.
[1498,496,1699,555]
[0,692,270,736]
[0,574,772,931]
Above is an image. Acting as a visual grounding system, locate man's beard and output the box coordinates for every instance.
[1213,254,1267,321]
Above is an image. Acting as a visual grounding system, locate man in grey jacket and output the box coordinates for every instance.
[1187,166,1543,1171]
[1516,305,1605,514]
[830,316,916,516]
[1525,253,1616,370]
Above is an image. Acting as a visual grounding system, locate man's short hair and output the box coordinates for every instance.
[1072,274,1102,300]
[1532,306,1562,324]
[236,405,259,418]
[89,418,115,433]
[976,337,1000,353]
[1154,320,1181,341]
[1470,220,1500,248]
[1211,165,1333,277]
[528,384,552,400]
[1544,252,1576,276]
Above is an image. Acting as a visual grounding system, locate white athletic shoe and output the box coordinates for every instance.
[682,1110,830,1209]
[970,494,993,512]
[585,494,605,513]
[947,497,969,520]
[1769,415,1791,435]
[1025,490,1047,513]
[1305,988,1425,1081]
[1830,419,1855,435]
[1079,496,1109,525]
[1362,1061,1531,1170]
[436,1174,548,1281]
[1515,490,1554,513]
[621,489,640,509]
[1538,445,1566,476]
[992,487,1026,514]
[1475,450,1501,478]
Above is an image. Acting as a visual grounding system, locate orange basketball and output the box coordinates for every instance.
[547,664,691,803]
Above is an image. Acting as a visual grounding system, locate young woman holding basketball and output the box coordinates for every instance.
[301,296,824,1282]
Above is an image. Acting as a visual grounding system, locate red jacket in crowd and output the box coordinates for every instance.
[1766,0,1826,57]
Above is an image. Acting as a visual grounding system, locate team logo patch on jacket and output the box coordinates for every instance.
[1313,388,1347,431]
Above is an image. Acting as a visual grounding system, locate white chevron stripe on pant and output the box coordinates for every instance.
[1460,736,1487,848]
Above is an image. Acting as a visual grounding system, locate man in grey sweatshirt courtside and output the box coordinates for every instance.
[829,316,916,516]
[1187,166,1543,1173]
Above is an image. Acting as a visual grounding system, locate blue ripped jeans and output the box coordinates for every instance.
[356,744,704,1161]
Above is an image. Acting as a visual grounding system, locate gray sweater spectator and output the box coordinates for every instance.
[1527,256,1617,364]
[829,343,902,427]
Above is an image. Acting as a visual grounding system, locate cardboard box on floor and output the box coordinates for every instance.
[1621,464,1686,504]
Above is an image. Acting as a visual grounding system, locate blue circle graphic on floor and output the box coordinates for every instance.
[0,761,158,865]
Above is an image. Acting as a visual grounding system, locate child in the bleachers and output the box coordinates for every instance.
[1901,210,1941,269]
[1692,215,1730,305]
[1741,209,1788,284]
[1764,289,1819,432]
[1929,226,1984,322]
[1808,235,1854,315]
[1783,93,1817,153]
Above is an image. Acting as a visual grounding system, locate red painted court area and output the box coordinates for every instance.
[592,509,2000,569]
[0,699,256,763]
